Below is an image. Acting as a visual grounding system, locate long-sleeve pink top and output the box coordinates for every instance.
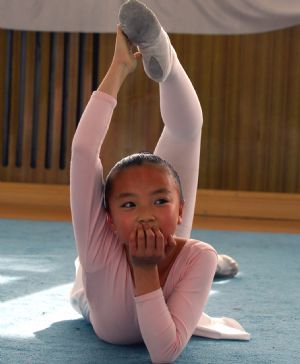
[70,91,218,363]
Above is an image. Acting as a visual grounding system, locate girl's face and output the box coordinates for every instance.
[107,164,183,244]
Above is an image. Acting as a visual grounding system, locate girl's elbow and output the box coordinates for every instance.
[71,139,95,160]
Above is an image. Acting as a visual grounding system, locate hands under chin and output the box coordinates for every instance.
[128,223,176,268]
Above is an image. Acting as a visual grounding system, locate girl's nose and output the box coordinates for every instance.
[137,214,156,224]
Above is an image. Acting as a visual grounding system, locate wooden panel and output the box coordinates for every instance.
[0,29,7,171]
[193,216,300,234]
[1,183,299,234]
[195,189,300,220]
[21,31,35,181]
[0,27,299,193]
[284,26,300,193]
[0,182,70,221]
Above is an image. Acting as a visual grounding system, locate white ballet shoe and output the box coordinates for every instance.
[118,0,174,82]
[215,254,239,278]
[195,312,251,340]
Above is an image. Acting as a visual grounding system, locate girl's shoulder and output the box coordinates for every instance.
[179,238,217,260]
[165,238,217,289]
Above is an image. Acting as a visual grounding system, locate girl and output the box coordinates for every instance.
[70,1,248,362]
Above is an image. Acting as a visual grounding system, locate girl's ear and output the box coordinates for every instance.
[177,201,184,225]
[106,212,115,229]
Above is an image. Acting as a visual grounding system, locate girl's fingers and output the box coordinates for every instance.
[128,227,138,255]
[144,224,155,255]
[129,225,176,266]
[137,224,146,254]
[117,24,135,51]
[153,226,165,257]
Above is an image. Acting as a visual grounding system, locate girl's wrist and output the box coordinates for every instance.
[97,62,130,97]
[110,60,132,79]
[132,265,160,296]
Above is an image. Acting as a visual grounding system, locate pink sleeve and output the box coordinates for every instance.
[70,91,117,270]
[134,247,217,363]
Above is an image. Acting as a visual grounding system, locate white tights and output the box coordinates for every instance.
[154,48,202,239]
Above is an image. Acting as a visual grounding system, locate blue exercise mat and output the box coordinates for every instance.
[0,219,299,363]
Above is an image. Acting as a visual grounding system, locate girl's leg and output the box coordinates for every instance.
[154,57,238,276]
[154,55,202,239]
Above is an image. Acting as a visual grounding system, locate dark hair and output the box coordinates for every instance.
[104,152,184,211]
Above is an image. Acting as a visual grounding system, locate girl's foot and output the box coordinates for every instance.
[215,254,239,278]
[118,0,174,82]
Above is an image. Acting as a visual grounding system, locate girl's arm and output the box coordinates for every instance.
[70,28,140,269]
[128,225,217,362]
[135,244,217,363]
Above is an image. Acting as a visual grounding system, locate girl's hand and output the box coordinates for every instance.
[128,224,176,267]
[112,25,142,74]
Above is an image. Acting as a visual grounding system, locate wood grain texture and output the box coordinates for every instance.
[195,189,300,220]
[0,27,299,192]
[1,183,299,233]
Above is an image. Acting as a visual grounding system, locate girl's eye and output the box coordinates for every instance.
[120,201,135,208]
[154,198,168,206]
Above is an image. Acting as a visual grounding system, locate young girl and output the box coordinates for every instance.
[70,1,249,362]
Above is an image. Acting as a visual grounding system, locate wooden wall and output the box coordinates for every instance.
[0,26,299,192]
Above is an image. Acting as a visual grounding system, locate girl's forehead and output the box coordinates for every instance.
[118,163,170,178]
[108,163,182,202]
[112,164,175,189]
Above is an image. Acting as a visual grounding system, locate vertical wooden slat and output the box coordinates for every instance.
[36,32,50,179]
[8,31,22,179]
[50,33,64,181]
[59,33,70,170]
[2,31,13,172]
[221,34,240,190]
[249,33,271,192]
[205,36,225,189]
[267,30,289,192]
[45,33,55,170]
[30,32,41,169]
[63,33,80,182]
[82,34,94,109]
[92,33,100,92]
[75,33,84,124]
[284,26,300,192]
[75,33,94,124]
[0,30,7,173]
[15,31,26,168]
[235,33,255,191]
[21,31,35,181]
